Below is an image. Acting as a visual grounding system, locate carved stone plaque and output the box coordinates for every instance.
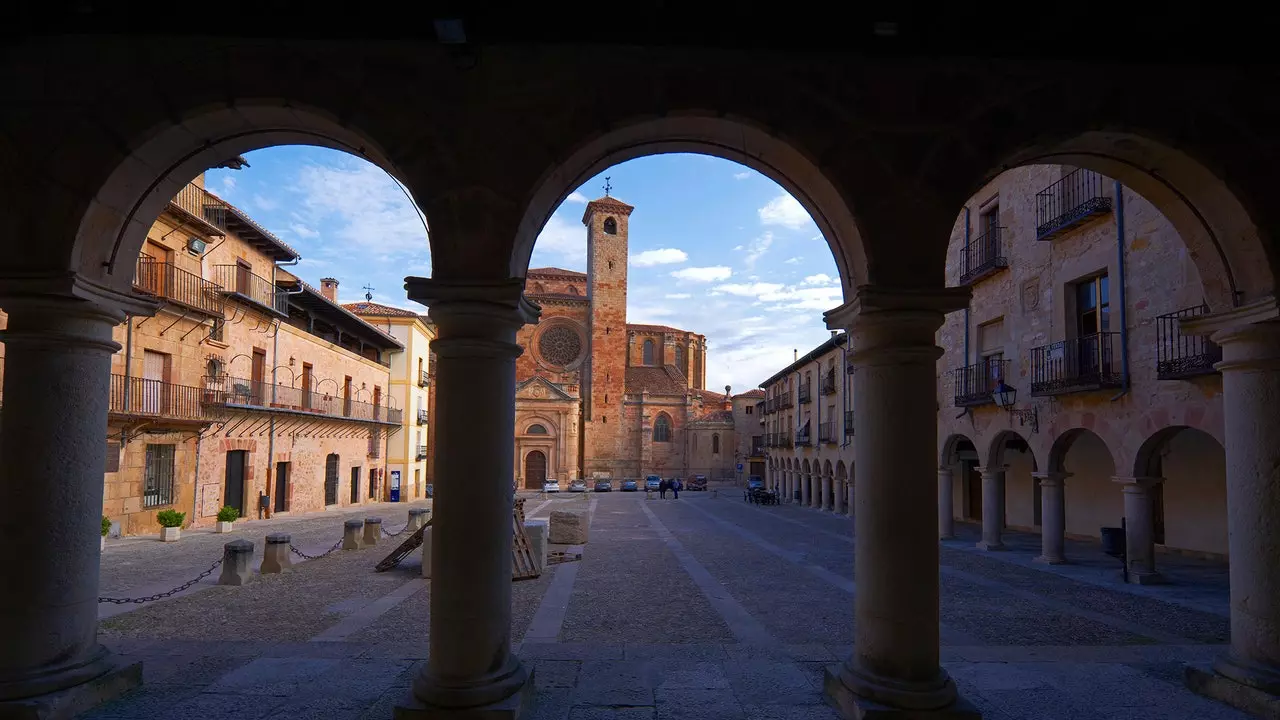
[1021,278,1041,313]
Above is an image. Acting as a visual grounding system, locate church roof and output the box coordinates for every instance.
[343,301,420,318]
[627,323,700,337]
[581,195,635,223]
[691,388,726,404]
[528,267,586,279]
[625,365,688,396]
[692,409,735,424]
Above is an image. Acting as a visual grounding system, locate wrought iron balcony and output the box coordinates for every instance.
[798,384,812,404]
[167,181,226,237]
[751,435,765,456]
[795,429,812,446]
[416,445,428,461]
[204,376,402,424]
[767,431,793,448]
[133,256,225,317]
[764,397,775,413]
[1035,169,1114,241]
[1157,304,1222,379]
[844,410,854,437]
[959,226,1008,285]
[818,421,835,444]
[777,394,794,410]
[419,370,430,387]
[109,374,212,422]
[952,358,1009,407]
[211,265,288,317]
[1030,333,1123,396]
[417,409,429,425]
[821,369,837,395]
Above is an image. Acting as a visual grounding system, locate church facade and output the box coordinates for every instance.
[513,195,756,489]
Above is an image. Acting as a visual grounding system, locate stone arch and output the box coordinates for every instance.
[603,217,618,235]
[1048,428,1115,475]
[525,423,550,436]
[976,131,1277,309]
[940,433,979,466]
[986,430,1038,472]
[523,450,548,490]
[1049,428,1120,540]
[512,115,868,297]
[1132,426,1228,555]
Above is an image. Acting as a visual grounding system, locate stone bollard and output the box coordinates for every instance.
[549,510,588,545]
[407,508,428,532]
[261,533,293,574]
[420,526,434,579]
[218,539,254,586]
[524,519,549,572]
[342,519,364,550]
[363,517,382,546]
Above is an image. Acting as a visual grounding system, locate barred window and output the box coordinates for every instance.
[143,444,176,508]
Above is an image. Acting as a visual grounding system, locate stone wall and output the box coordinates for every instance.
[581,201,630,478]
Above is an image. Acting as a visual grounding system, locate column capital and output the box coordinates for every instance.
[405,277,540,353]
[0,270,159,319]
[1033,471,1072,486]
[824,285,971,332]
[827,286,969,367]
[975,465,1007,477]
[1112,475,1163,492]
[0,274,153,354]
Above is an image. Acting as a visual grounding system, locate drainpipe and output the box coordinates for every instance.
[191,432,203,521]
[1110,181,1131,402]
[963,207,971,364]
[122,317,134,419]
[264,257,303,517]
[841,333,851,448]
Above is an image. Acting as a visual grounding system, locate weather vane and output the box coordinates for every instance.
[362,283,374,301]
[603,176,612,197]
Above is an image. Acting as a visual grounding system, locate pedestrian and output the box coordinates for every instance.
[659,478,668,499]
[672,478,681,500]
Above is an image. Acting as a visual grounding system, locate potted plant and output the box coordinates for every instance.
[156,509,185,542]
[101,515,111,551]
[214,505,239,533]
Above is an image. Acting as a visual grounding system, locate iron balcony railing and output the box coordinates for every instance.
[211,265,288,316]
[798,384,812,404]
[1030,333,1124,396]
[821,369,837,395]
[777,394,794,410]
[952,358,1010,407]
[419,370,430,387]
[109,374,211,421]
[416,445,428,461]
[751,435,765,455]
[766,431,793,448]
[1036,168,1114,241]
[796,428,812,446]
[844,410,854,437]
[818,421,835,444]
[134,256,225,317]
[204,376,402,424]
[1157,304,1222,379]
[417,409,429,425]
[167,181,226,237]
[959,226,1009,285]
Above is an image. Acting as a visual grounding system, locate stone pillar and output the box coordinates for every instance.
[846,480,855,518]
[408,508,429,532]
[342,519,364,550]
[822,474,834,511]
[938,467,955,540]
[1112,477,1163,584]
[399,277,538,716]
[1034,472,1070,564]
[822,286,973,716]
[0,291,147,709]
[261,533,293,574]
[218,539,255,586]
[1182,313,1280,712]
[801,472,812,507]
[975,466,1006,551]
[363,517,382,546]
[834,480,844,514]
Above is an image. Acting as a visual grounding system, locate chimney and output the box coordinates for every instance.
[830,330,838,338]
[320,278,339,302]
[793,349,798,362]
[723,385,732,412]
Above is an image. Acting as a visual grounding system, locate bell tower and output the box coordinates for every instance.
[581,189,634,478]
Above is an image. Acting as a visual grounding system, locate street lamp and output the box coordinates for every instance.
[992,381,1039,434]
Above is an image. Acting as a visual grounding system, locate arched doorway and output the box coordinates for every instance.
[1133,426,1228,558]
[524,451,547,490]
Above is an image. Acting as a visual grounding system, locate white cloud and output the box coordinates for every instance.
[802,273,833,286]
[733,171,751,180]
[711,282,785,297]
[253,193,279,211]
[220,176,237,193]
[566,191,588,203]
[291,160,431,258]
[732,244,744,251]
[630,248,688,267]
[784,257,802,264]
[670,266,732,282]
[532,213,586,269]
[664,293,692,300]
[290,223,319,239]
[758,193,812,229]
[743,231,774,268]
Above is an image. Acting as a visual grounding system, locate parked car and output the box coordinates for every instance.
[620,479,639,492]
[746,476,765,491]
[687,475,708,491]
[568,479,588,493]
[645,475,662,492]
[543,479,560,493]
[594,479,613,492]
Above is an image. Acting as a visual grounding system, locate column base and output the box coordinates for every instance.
[823,666,981,719]
[0,655,141,720]
[1126,570,1164,585]
[975,541,1005,551]
[396,664,534,720]
[1186,663,1280,719]
[1034,555,1068,565]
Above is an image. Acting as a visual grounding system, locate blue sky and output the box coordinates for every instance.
[205,148,842,391]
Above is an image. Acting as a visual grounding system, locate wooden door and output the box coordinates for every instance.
[142,350,165,413]
[251,348,266,404]
[224,450,246,515]
[524,450,547,489]
[350,466,361,504]
[324,454,340,506]
[274,461,289,512]
[301,363,313,409]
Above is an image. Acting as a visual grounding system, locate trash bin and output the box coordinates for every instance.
[390,487,401,502]
[1100,526,1126,557]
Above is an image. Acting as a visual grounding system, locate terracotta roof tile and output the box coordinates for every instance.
[734,389,766,399]
[693,409,735,423]
[343,301,420,317]
[528,267,587,279]
[625,365,688,395]
[627,323,700,336]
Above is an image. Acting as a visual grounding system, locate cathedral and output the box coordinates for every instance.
[513,195,760,489]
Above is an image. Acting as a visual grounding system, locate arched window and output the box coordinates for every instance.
[531,282,545,293]
[642,338,655,365]
[675,344,685,375]
[527,424,547,435]
[653,414,671,443]
[712,433,720,454]
[603,217,618,235]
[566,285,579,295]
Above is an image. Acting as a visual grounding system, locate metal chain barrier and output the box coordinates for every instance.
[98,558,224,604]
[289,538,343,561]
[381,523,410,538]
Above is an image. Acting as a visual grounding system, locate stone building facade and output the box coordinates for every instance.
[761,333,855,511]
[935,165,1227,574]
[512,194,751,489]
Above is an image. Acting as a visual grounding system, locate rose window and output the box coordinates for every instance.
[539,325,583,368]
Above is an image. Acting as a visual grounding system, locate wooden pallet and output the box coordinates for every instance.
[375,499,543,582]
[547,550,582,565]
[374,517,431,572]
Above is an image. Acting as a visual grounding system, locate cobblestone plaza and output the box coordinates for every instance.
[86,492,1243,719]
